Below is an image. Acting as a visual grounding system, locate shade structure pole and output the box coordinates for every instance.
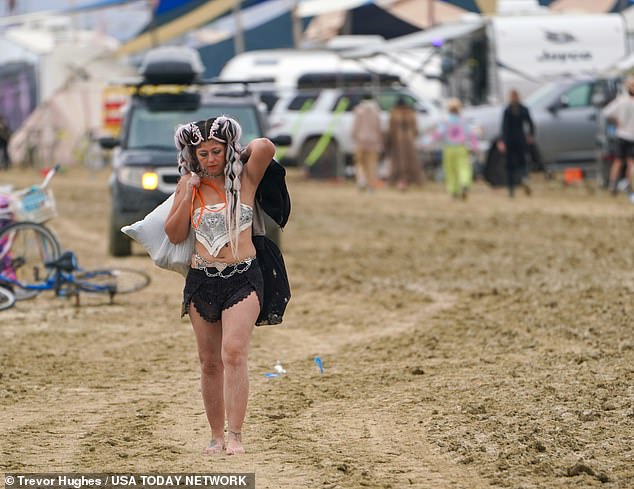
[428,0,435,27]
[233,0,245,54]
[292,0,302,48]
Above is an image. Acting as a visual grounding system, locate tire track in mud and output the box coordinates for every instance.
[237,289,493,489]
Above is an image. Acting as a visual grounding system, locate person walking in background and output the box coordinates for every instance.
[351,93,383,191]
[434,98,478,199]
[387,97,421,191]
[497,89,534,197]
[601,76,634,198]
[0,115,11,170]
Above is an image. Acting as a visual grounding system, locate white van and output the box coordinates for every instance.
[219,48,369,90]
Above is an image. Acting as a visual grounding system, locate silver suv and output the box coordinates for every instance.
[461,76,619,178]
[267,86,441,175]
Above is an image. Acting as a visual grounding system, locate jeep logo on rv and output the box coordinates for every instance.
[539,28,591,64]
[544,30,576,44]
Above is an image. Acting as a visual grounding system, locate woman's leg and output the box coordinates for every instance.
[608,158,620,193]
[457,147,472,197]
[354,148,367,189]
[365,150,378,189]
[442,147,456,196]
[221,292,260,454]
[624,151,634,202]
[610,139,627,193]
[189,305,225,453]
[506,148,516,197]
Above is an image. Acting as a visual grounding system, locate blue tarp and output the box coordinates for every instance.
[198,9,301,77]
[156,0,268,15]
[151,0,272,29]
[195,0,421,76]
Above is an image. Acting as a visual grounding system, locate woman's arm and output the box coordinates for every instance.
[164,173,197,244]
[242,138,276,188]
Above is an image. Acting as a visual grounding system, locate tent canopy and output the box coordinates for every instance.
[116,0,235,55]
[341,19,485,58]
[198,5,298,77]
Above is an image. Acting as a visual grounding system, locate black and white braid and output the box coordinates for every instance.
[173,122,203,175]
[213,116,244,257]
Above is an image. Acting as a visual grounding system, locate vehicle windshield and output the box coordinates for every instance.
[525,82,558,108]
[126,105,260,150]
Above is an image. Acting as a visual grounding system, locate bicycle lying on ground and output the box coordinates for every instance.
[0,165,150,310]
[0,284,15,311]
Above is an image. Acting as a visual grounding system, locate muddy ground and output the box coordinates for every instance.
[1,166,633,489]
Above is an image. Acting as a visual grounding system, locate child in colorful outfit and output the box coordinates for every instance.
[434,98,478,199]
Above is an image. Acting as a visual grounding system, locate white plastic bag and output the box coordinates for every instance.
[121,193,194,277]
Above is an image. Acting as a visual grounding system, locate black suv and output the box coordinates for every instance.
[101,48,270,256]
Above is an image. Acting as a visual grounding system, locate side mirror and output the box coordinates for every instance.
[549,97,565,113]
[99,136,120,149]
[270,135,292,146]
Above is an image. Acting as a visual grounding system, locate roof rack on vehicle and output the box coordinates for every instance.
[203,77,277,95]
[107,76,275,94]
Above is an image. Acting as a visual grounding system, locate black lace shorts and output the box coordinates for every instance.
[181,259,264,324]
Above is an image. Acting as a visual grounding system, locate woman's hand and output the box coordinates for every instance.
[166,172,198,243]
[187,172,201,191]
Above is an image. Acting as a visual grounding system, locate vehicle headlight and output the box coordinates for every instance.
[142,172,159,190]
[118,167,159,190]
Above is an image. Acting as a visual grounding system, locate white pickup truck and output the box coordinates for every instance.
[267,86,442,176]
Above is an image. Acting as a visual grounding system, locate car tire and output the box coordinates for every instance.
[300,137,341,179]
[109,214,132,257]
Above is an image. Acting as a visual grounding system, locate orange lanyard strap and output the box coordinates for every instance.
[190,180,227,229]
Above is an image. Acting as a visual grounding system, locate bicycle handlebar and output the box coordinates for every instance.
[0,164,60,203]
[39,164,61,190]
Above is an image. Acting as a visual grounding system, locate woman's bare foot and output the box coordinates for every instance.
[225,431,245,455]
[203,438,225,455]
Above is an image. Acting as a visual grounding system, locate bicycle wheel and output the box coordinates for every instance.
[0,221,61,299]
[0,285,16,311]
[75,268,150,295]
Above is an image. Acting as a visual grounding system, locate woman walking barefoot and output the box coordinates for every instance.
[165,116,275,455]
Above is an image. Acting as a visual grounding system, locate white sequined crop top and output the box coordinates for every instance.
[192,203,254,257]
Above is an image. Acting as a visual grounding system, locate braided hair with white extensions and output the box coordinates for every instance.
[174,116,244,256]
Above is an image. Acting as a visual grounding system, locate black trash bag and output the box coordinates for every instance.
[253,235,290,326]
[483,140,507,187]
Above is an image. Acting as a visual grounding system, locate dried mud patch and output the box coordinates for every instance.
[1,168,633,488]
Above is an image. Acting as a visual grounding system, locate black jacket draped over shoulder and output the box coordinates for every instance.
[252,159,291,326]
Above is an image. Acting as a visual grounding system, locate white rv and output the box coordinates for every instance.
[345,12,629,105]
[459,13,628,103]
